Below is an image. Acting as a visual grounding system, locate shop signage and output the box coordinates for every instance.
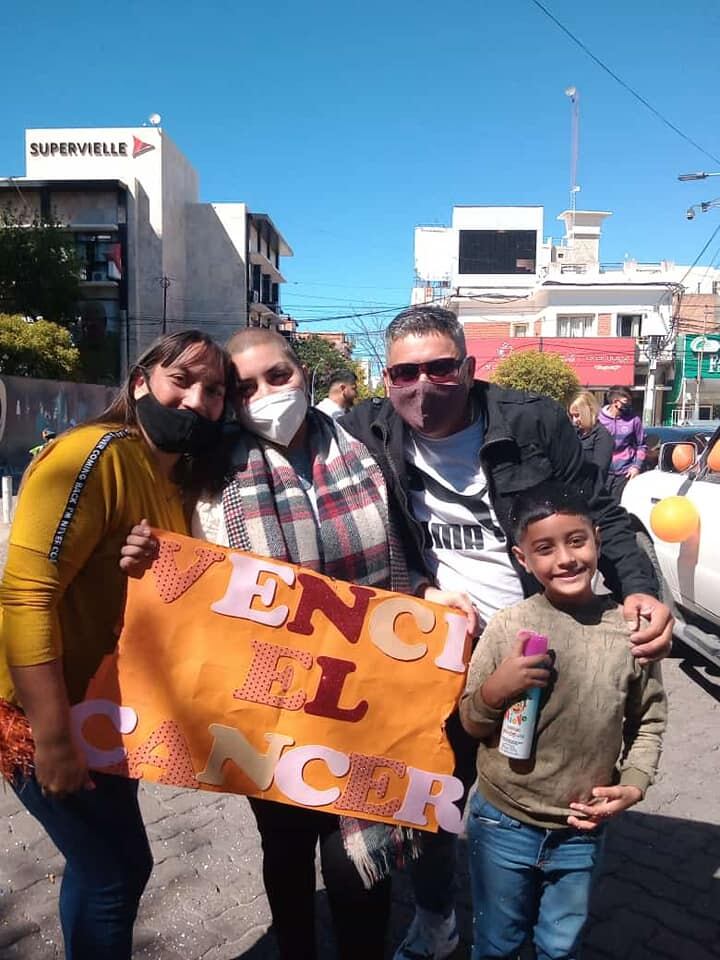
[465,336,636,386]
[690,336,720,354]
[28,136,155,160]
[682,334,720,380]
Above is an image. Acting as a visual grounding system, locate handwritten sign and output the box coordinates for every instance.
[72,531,470,832]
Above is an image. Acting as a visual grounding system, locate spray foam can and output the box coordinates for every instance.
[498,632,549,761]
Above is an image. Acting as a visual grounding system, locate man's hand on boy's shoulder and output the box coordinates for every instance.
[623,594,673,664]
[567,785,643,831]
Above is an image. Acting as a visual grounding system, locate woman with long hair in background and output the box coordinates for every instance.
[568,390,614,483]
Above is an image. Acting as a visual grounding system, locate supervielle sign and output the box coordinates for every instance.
[27,136,155,160]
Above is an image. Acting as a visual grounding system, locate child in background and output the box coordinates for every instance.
[459,482,666,960]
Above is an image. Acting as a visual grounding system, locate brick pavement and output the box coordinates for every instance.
[1,527,719,959]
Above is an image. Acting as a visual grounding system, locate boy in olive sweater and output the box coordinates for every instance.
[459,483,666,960]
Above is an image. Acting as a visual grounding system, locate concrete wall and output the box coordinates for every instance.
[49,190,119,226]
[160,133,199,329]
[185,202,247,343]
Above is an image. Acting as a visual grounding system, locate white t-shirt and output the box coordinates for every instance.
[405,418,524,624]
[315,397,344,419]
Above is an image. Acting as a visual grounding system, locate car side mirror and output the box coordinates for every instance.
[659,441,698,473]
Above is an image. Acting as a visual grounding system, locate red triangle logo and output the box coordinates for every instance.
[132,136,155,159]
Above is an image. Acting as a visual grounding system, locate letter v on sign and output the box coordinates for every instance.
[151,539,225,603]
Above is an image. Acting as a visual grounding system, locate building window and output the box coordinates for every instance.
[617,314,642,337]
[512,323,529,337]
[557,315,593,337]
[458,230,537,275]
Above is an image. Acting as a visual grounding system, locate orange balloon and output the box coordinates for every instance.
[708,441,720,473]
[671,443,695,472]
[650,496,700,543]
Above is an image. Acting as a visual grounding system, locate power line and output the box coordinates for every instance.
[528,0,720,166]
[678,222,720,288]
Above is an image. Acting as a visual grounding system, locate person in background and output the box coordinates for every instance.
[460,482,665,960]
[0,330,232,960]
[29,427,57,458]
[315,369,358,419]
[341,305,671,960]
[568,390,613,483]
[597,385,647,499]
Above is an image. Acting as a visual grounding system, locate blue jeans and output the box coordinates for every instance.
[467,794,605,960]
[13,771,153,959]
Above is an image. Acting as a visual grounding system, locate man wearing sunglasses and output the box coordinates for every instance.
[342,305,672,960]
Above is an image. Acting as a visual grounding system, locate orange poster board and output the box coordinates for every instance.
[74,531,470,833]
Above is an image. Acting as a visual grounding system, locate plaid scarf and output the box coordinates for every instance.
[221,409,418,886]
[222,409,409,593]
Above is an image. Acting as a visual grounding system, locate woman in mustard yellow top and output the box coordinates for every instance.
[0,329,232,960]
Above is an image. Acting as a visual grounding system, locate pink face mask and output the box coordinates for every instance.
[388,379,469,437]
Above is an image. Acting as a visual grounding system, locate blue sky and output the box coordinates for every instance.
[2,0,720,346]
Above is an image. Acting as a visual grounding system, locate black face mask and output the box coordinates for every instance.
[135,391,222,457]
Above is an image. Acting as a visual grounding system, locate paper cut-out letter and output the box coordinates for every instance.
[304,656,368,723]
[335,752,405,817]
[234,639,313,710]
[127,720,197,787]
[196,725,294,789]
[212,553,294,626]
[152,539,225,603]
[274,744,350,806]
[287,574,376,644]
[70,699,138,767]
[434,612,469,673]
[368,597,435,661]
[394,768,464,833]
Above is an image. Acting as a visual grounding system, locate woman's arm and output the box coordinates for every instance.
[1,433,122,794]
[10,661,93,796]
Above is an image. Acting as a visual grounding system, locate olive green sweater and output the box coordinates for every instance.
[459,592,666,829]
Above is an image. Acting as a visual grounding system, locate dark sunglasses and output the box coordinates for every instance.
[386,357,465,386]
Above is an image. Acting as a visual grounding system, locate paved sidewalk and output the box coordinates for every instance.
[1,526,719,958]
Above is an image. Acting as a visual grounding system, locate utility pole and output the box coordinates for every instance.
[692,309,710,421]
[158,275,172,334]
[642,336,662,426]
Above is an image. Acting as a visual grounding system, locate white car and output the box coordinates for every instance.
[622,426,720,669]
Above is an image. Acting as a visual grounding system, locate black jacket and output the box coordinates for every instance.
[341,382,658,601]
[579,423,614,483]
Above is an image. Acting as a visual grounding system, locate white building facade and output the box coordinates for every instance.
[0,127,292,379]
[412,206,720,423]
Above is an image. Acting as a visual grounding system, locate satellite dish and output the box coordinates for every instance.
[148,113,162,126]
[564,86,576,98]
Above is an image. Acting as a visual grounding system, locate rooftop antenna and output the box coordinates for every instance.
[564,87,580,236]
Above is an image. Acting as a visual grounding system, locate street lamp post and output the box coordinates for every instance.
[685,198,720,220]
[678,171,720,181]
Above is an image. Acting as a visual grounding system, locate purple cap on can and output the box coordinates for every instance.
[523,632,549,656]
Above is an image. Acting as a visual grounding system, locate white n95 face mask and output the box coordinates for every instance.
[239,388,308,446]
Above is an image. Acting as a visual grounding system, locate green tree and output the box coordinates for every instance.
[292,335,362,402]
[0,210,81,323]
[0,314,81,380]
[491,350,580,405]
